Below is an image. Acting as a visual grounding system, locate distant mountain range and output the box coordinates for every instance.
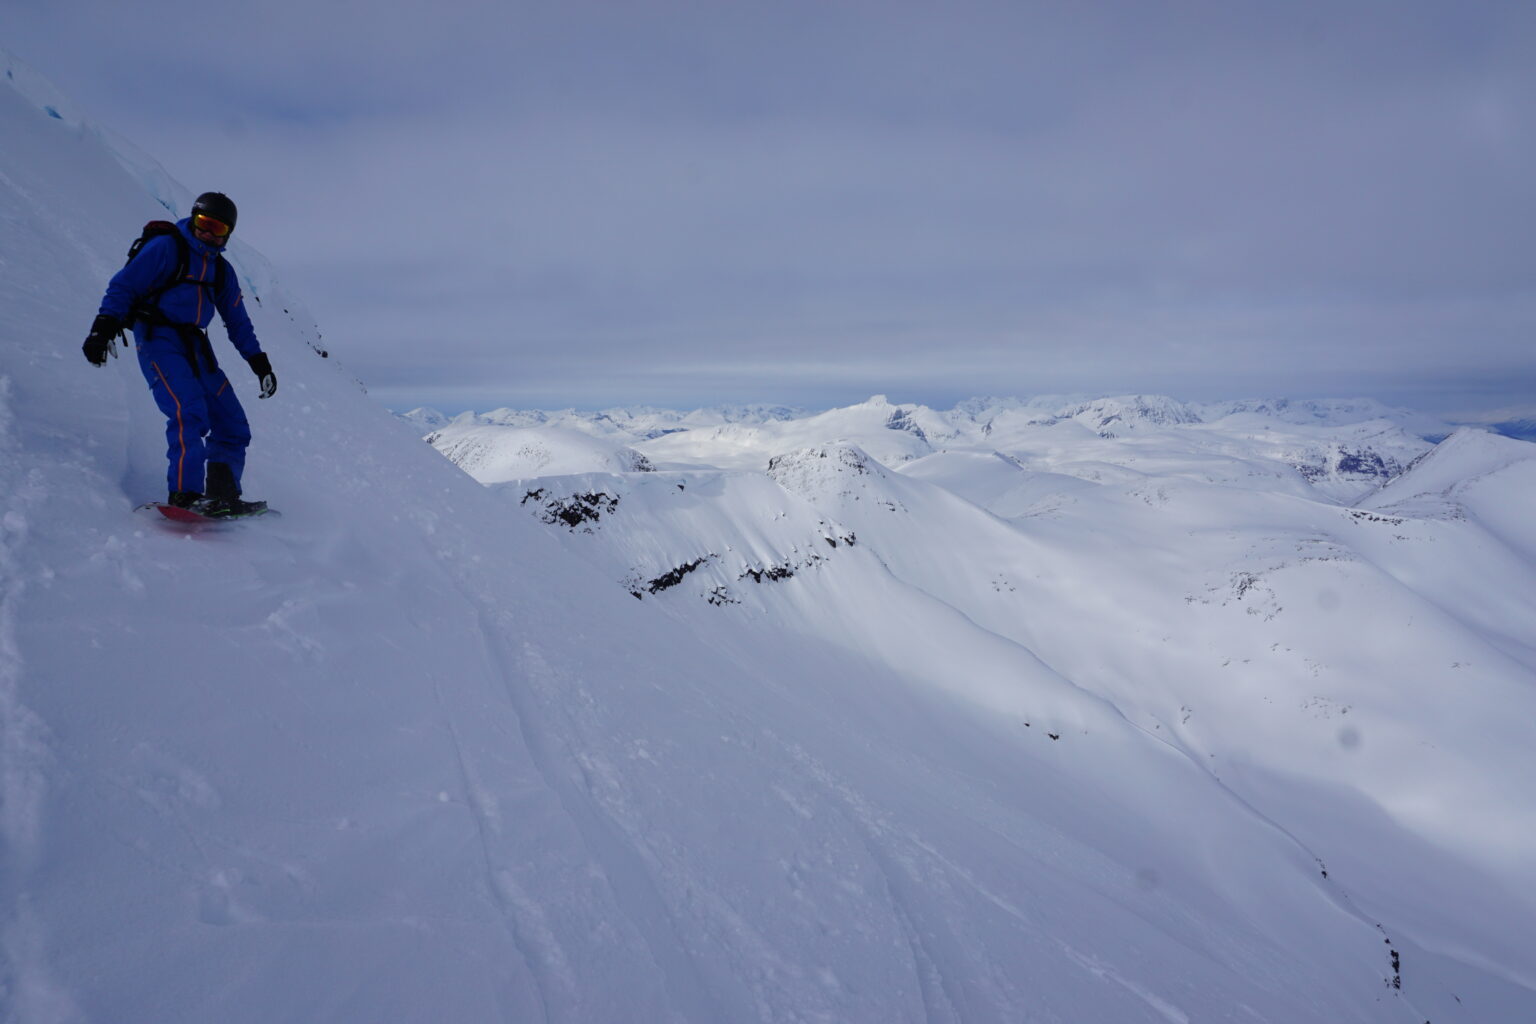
[402,391,1489,445]
[410,392,1472,505]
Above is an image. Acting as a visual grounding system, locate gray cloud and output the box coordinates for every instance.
[8,0,1535,413]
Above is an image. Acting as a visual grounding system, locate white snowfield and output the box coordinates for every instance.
[3,51,1535,1023]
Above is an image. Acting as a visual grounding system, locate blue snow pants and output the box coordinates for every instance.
[135,330,251,496]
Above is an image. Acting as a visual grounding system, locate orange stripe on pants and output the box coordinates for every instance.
[150,360,189,491]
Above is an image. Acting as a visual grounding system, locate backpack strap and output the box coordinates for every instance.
[125,221,225,328]
[125,222,189,327]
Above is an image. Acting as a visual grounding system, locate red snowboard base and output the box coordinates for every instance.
[136,501,276,523]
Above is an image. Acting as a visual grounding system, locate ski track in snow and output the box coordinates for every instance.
[502,634,742,1023]
[1060,945,1191,1024]
[775,735,1010,1021]
[423,662,563,1024]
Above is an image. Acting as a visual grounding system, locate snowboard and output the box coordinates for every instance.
[135,501,278,523]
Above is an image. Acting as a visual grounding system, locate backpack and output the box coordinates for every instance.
[123,220,228,329]
[123,220,230,375]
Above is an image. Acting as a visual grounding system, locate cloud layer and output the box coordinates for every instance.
[10,0,1535,412]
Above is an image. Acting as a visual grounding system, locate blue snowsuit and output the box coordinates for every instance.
[98,219,265,496]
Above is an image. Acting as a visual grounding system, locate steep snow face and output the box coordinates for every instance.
[6,55,1536,1024]
[492,468,858,605]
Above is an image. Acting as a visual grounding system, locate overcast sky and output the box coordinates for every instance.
[6,0,1534,415]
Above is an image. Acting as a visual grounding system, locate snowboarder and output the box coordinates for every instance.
[82,192,276,516]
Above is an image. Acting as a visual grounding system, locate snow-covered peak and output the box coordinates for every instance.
[630,399,938,471]
[426,423,653,482]
[1054,394,1204,435]
[397,406,450,430]
[1361,426,1536,509]
[766,442,891,504]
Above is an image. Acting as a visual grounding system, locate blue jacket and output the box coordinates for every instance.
[99,218,263,361]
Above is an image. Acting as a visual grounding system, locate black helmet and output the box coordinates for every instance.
[191,192,238,232]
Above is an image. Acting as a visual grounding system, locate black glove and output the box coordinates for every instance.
[83,314,124,367]
[247,352,277,399]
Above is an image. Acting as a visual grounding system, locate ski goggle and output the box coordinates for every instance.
[191,212,232,238]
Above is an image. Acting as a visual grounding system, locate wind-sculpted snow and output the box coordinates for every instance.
[5,57,1536,1022]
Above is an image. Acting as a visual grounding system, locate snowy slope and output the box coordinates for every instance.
[490,432,1536,1020]
[867,442,1536,986]
[4,52,1534,1023]
[484,463,1427,1020]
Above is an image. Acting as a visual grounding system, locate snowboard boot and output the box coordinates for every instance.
[167,490,203,509]
[199,461,264,517]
